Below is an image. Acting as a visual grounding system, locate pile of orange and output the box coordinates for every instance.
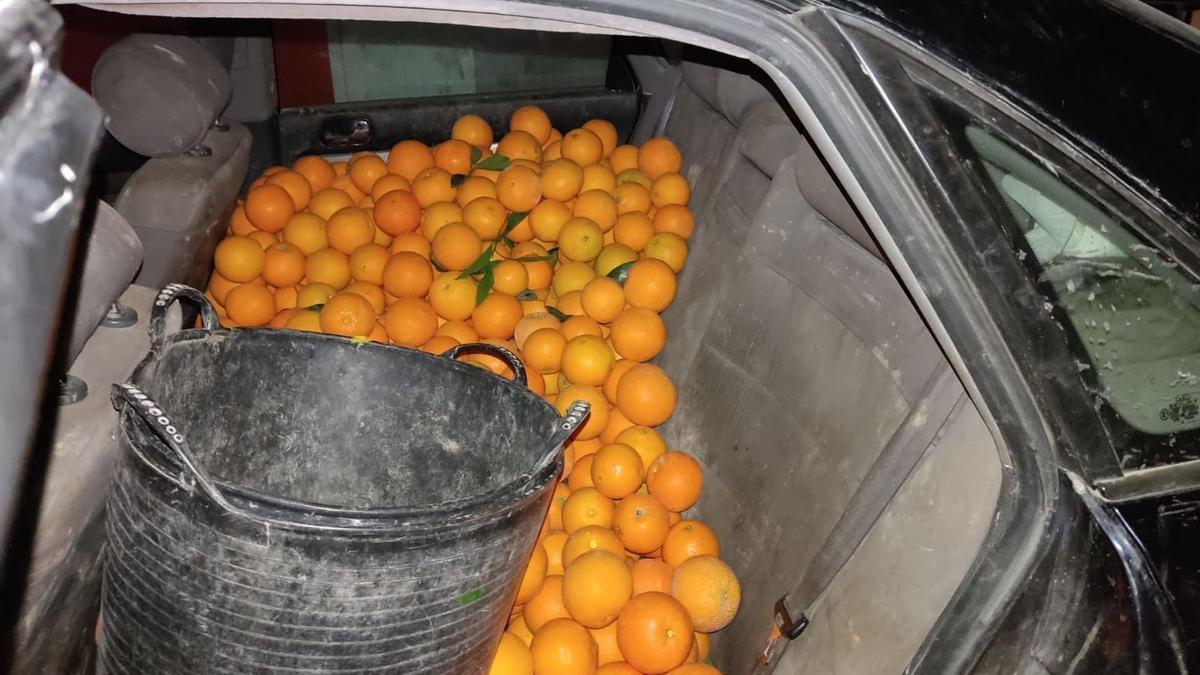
[204,106,737,674]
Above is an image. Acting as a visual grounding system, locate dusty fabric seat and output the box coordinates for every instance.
[65,201,144,367]
[93,34,250,289]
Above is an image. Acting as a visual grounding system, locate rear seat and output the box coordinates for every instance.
[635,53,1001,672]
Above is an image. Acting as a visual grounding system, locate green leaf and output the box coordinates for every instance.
[515,289,538,301]
[474,155,511,171]
[350,335,370,345]
[302,303,325,312]
[475,267,495,305]
[499,211,528,240]
[469,145,482,166]
[545,306,570,322]
[457,588,484,606]
[457,243,497,280]
[430,256,448,273]
[449,173,468,188]
[606,260,636,285]
[548,247,560,268]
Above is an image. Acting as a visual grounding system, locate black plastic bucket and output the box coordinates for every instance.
[99,284,589,674]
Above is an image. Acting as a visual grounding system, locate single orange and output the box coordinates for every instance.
[390,231,432,259]
[610,308,666,362]
[293,155,335,192]
[652,204,694,239]
[489,631,534,675]
[348,243,391,285]
[650,173,690,208]
[568,454,597,491]
[522,327,567,374]
[432,222,484,271]
[559,218,605,263]
[561,334,615,387]
[369,173,411,201]
[615,183,652,215]
[671,556,740,633]
[225,283,275,327]
[623,259,677,313]
[326,207,375,254]
[541,158,585,202]
[214,235,266,282]
[613,493,671,554]
[600,407,636,446]
[616,364,676,427]
[572,438,602,460]
[386,140,435,181]
[281,213,328,255]
[497,165,543,212]
[411,166,458,207]
[463,196,508,239]
[381,251,433,298]
[383,297,438,346]
[428,272,478,321]
[230,204,256,235]
[515,313,561,350]
[456,175,499,207]
[433,138,474,174]
[581,277,625,324]
[561,315,604,342]
[511,241,554,290]
[613,213,655,252]
[436,318,480,344]
[305,248,352,290]
[563,550,633,628]
[308,187,355,220]
[590,443,645,500]
[524,576,569,632]
[245,183,296,233]
[372,189,422,236]
[581,164,617,194]
[638,138,683,180]
[348,153,388,193]
[344,280,386,314]
[562,525,625,568]
[561,486,614,533]
[631,559,674,597]
[593,243,638,277]
[616,592,693,674]
[420,334,459,355]
[207,271,241,305]
[497,130,543,162]
[266,169,313,210]
[562,128,604,166]
[582,119,618,158]
[329,174,366,203]
[515,543,549,605]
[552,261,597,297]
[644,233,689,273]
[574,190,619,233]
[662,520,719,568]
[319,292,376,336]
[452,114,493,148]
[493,260,530,296]
[609,145,640,174]
[530,617,597,675]
[261,242,307,287]
[646,452,703,513]
[473,292,523,340]
[420,201,464,240]
[510,106,552,145]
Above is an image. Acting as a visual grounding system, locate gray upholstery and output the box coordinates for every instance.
[66,202,143,367]
[93,34,232,157]
[118,122,251,289]
[639,55,1002,673]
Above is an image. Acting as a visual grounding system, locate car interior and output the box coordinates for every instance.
[17,9,1005,673]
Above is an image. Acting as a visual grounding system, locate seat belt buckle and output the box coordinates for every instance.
[760,597,809,665]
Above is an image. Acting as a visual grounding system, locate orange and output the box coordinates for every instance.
[524,576,569,632]
[662,520,719,568]
[382,251,434,298]
[631,559,673,597]
[473,292,523,340]
[562,128,604,166]
[510,241,553,290]
[544,532,569,577]
[613,213,655,252]
[646,452,703,513]
[492,260,530,296]
[616,364,676,427]
[452,114,493,148]
[541,159,584,202]
[267,169,313,210]
[383,297,438,346]
[329,174,366,203]
[644,233,688,273]
[348,154,388,193]
[214,235,266,282]
[248,230,279,249]
[296,282,336,309]
[650,173,690,208]
[615,183,652,216]
[489,631,534,675]
[547,483,571,531]
[225,283,275,326]
[591,622,623,666]
[436,318,480,344]
[510,106,552,145]
[522,327,567,374]
[568,454,597,491]
[230,204,256,235]
[638,138,683,180]
[308,187,355,220]
[390,231,432,259]
[563,550,633,628]
[319,292,376,336]
[559,218,604,263]
[561,487,614,533]
[293,155,336,192]
[515,313,561,349]
[693,633,710,663]
[582,119,618,158]
[281,213,328,255]
[463,196,508,239]
[609,145,640,174]
[562,526,625,568]
[615,169,651,189]
[554,289,583,317]
[261,242,307,287]
[666,665,719,675]
[531,618,597,675]
[387,140,435,180]
[456,175,499,207]
[581,164,617,194]
[369,173,411,201]
[603,360,638,405]
[596,664,644,675]
[573,438,602,460]
[623,259,677,312]
[516,543,549,604]
[497,165,543,212]
[574,190,619,233]
[580,278,625,323]
[561,334,615,387]
[285,306,323,332]
[552,260,597,298]
[244,184,295,233]
[530,199,576,241]
[411,167,457,207]
[428,272,478,321]
[372,189,422,236]
[421,334,459,354]
[616,592,693,674]
[613,493,671,554]
[671,556,740,633]
[331,160,348,176]
[305,248,352,290]
[326,207,375,254]
[509,615,536,647]
[600,407,635,445]
[590,442,644,500]
[610,308,666,362]
[269,308,294,328]
[433,138,474,175]
[207,271,240,305]
[497,130,543,162]
[344,280,386,314]
[593,244,638,278]
[348,243,391,284]
[652,204,694,239]
[432,222,484,271]
[561,315,604,342]
[420,201,464,240]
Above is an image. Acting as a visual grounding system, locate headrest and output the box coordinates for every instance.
[680,61,772,125]
[793,136,882,258]
[92,34,231,158]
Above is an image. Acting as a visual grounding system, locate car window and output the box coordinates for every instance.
[936,100,1200,471]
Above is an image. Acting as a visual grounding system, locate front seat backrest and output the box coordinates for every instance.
[66,201,143,368]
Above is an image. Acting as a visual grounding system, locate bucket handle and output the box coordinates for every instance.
[149,283,221,353]
[529,399,591,480]
[441,342,528,387]
[110,383,249,519]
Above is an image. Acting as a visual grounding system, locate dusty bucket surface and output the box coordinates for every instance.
[100,284,589,674]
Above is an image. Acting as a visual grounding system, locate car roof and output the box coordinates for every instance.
[818,0,1200,230]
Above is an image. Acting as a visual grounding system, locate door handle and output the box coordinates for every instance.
[321,115,373,149]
